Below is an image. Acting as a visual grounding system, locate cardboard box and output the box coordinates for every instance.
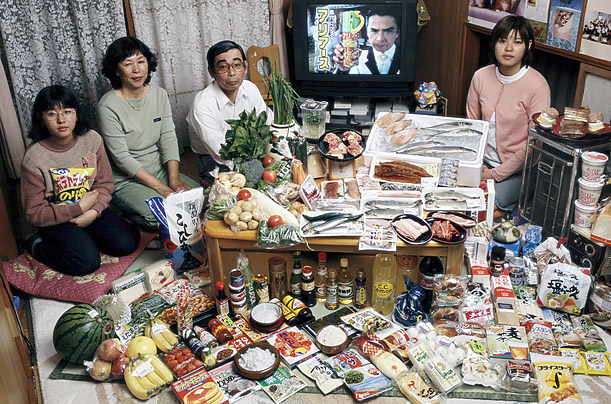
[494,301,520,326]
[171,367,229,404]
[468,257,491,285]
[490,270,516,305]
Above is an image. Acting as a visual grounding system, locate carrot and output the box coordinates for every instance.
[292,159,306,186]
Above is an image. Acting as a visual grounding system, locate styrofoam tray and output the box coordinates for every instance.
[421,187,486,211]
[365,114,488,187]
[299,210,365,237]
[369,155,439,187]
[361,194,423,219]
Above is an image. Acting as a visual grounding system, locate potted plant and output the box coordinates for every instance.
[262,63,302,138]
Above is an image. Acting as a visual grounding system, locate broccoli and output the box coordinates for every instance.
[239,159,265,188]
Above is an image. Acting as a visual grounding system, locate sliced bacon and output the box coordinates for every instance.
[393,218,428,241]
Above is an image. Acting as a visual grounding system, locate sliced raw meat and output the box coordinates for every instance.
[343,130,362,144]
[393,218,428,241]
[431,212,476,227]
[324,132,342,145]
[346,142,364,156]
[324,181,340,198]
[345,179,360,199]
[431,220,460,241]
[327,142,347,159]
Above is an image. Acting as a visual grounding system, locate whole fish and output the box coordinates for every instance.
[424,190,480,202]
[425,199,468,209]
[410,145,477,156]
[364,199,422,210]
[435,128,483,137]
[365,208,408,217]
[305,212,364,234]
[419,121,473,132]
[301,211,349,227]
[390,140,444,153]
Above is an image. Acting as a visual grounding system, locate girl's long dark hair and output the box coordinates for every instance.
[28,85,89,142]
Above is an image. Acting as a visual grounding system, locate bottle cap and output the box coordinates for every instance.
[340,258,348,267]
[216,281,225,290]
[302,265,313,275]
[491,246,506,261]
[269,256,286,271]
[357,268,365,276]
[318,252,327,261]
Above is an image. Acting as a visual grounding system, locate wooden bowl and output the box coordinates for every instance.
[233,341,280,380]
[249,302,284,332]
[315,325,350,355]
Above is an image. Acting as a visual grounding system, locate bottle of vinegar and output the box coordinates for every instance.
[337,258,354,305]
[314,252,328,302]
[371,254,397,315]
[325,269,339,310]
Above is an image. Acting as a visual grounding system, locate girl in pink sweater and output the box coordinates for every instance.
[21,85,141,275]
[466,15,550,219]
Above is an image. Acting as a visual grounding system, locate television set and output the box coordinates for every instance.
[292,0,417,98]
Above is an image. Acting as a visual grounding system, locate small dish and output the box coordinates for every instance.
[425,217,467,244]
[531,112,556,132]
[391,214,433,245]
[250,302,284,332]
[315,325,350,355]
[318,129,365,162]
[233,341,281,380]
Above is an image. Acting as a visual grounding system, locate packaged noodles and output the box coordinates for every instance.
[536,262,591,315]
[531,353,582,404]
[582,351,611,376]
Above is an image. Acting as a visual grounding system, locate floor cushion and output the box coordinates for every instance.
[3,232,156,304]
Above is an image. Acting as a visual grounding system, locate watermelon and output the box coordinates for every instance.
[52,303,114,364]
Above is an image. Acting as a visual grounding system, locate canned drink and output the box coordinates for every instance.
[254,274,270,303]
[509,257,525,287]
[230,269,245,289]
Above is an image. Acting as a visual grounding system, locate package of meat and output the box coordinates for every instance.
[343,178,360,200]
[321,180,344,198]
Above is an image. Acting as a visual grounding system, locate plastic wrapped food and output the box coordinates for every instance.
[524,320,557,356]
[423,354,462,395]
[559,348,587,374]
[536,262,591,315]
[354,332,408,380]
[393,276,428,327]
[571,315,607,352]
[531,354,582,404]
[396,371,442,404]
[461,346,504,390]
[297,355,343,395]
[255,220,303,248]
[500,360,537,393]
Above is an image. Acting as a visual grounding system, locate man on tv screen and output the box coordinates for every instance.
[333,5,400,75]
[186,40,271,186]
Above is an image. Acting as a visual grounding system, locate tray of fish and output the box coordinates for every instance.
[369,155,439,187]
[360,194,423,219]
[299,210,365,237]
[421,187,486,211]
[364,114,489,187]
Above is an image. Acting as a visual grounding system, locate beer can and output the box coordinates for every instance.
[254,273,270,303]
[229,268,245,289]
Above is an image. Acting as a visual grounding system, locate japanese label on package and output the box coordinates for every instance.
[536,263,591,315]
[258,364,306,404]
[266,326,319,368]
[208,361,261,403]
[216,314,243,339]
[559,348,586,374]
[297,354,343,394]
[487,324,529,360]
[171,367,229,404]
[340,307,401,338]
[327,348,393,401]
[531,354,582,404]
[141,259,175,292]
[524,320,557,356]
[50,167,94,204]
[571,315,606,352]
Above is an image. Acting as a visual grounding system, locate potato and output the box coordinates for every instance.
[236,221,248,231]
[218,173,230,182]
[239,211,253,222]
[224,212,239,225]
[241,201,254,212]
[235,200,244,207]
[229,206,242,216]
[220,180,231,188]
[247,220,259,229]
[251,210,262,221]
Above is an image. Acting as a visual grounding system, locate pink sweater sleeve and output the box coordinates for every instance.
[21,165,83,227]
[90,141,114,214]
[466,71,483,120]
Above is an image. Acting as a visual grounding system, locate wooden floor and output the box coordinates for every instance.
[12,148,200,404]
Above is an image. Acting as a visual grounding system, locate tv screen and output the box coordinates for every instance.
[293,0,417,97]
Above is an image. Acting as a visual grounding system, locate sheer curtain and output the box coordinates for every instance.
[0,0,126,167]
[129,0,270,148]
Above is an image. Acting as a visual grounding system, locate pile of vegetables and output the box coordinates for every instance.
[223,196,263,231]
[220,108,271,162]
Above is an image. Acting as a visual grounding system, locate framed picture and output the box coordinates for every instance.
[574,63,611,121]
[579,0,611,61]
[546,0,584,51]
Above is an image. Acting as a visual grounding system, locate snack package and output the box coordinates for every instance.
[559,348,587,374]
[571,315,607,352]
[393,275,428,327]
[460,281,494,325]
[297,355,343,395]
[164,188,206,273]
[455,322,486,339]
[327,348,393,401]
[536,263,591,315]
[258,364,306,404]
[266,326,320,368]
[523,320,557,356]
[499,360,537,393]
[430,275,467,324]
[175,282,195,333]
[50,167,95,204]
[582,351,611,376]
[531,353,582,404]
[396,371,442,404]
[209,361,261,403]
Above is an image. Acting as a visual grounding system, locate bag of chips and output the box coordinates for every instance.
[50,167,94,204]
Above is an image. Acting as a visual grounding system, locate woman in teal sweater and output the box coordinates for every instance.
[97,37,198,230]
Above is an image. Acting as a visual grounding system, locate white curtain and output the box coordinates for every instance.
[129,0,271,148]
[269,0,289,78]
[0,0,126,156]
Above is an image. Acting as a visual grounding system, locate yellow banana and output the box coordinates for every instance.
[161,328,178,346]
[124,363,152,401]
[145,368,167,389]
[144,323,152,339]
[152,330,173,353]
[145,353,175,384]
[149,318,176,353]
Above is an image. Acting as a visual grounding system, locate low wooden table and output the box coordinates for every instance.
[204,220,464,288]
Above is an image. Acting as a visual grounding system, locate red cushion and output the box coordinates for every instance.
[3,232,156,304]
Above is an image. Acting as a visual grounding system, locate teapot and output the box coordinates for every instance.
[491,214,521,243]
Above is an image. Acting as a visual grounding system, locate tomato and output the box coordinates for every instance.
[263,155,275,167]
[237,189,252,201]
[262,170,277,184]
[268,215,283,228]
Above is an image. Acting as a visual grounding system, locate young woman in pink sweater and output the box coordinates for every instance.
[466,15,550,219]
[21,85,141,275]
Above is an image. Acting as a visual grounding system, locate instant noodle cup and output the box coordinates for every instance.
[578,177,604,206]
[581,151,608,181]
[573,200,598,229]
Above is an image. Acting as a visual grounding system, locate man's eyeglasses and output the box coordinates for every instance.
[215,62,245,74]
[43,109,76,121]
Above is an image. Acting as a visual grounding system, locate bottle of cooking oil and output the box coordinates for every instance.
[325,269,339,310]
[314,252,328,302]
[354,268,367,309]
[337,258,353,305]
[372,254,397,315]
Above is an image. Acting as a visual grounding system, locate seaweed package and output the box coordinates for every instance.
[326,348,393,401]
[536,262,591,315]
[531,353,583,404]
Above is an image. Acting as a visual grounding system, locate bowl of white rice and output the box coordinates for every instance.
[233,341,280,380]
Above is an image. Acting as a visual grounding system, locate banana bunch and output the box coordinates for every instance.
[144,317,178,353]
[124,353,174,400]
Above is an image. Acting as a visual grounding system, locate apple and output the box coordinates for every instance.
[111,355,130,379]
[96,338,124,362]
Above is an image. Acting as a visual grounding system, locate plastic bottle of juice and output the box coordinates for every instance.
[371,254,397,315]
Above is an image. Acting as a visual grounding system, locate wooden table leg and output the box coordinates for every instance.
[445,243,465,275]
[205,234,223,287]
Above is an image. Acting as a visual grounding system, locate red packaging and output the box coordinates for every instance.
[171,367,228,404]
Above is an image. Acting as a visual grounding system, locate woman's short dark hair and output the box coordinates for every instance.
[28,85,90,143]
[101,37,158,89]
[490,15,535,67]
[206,41,246,73]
